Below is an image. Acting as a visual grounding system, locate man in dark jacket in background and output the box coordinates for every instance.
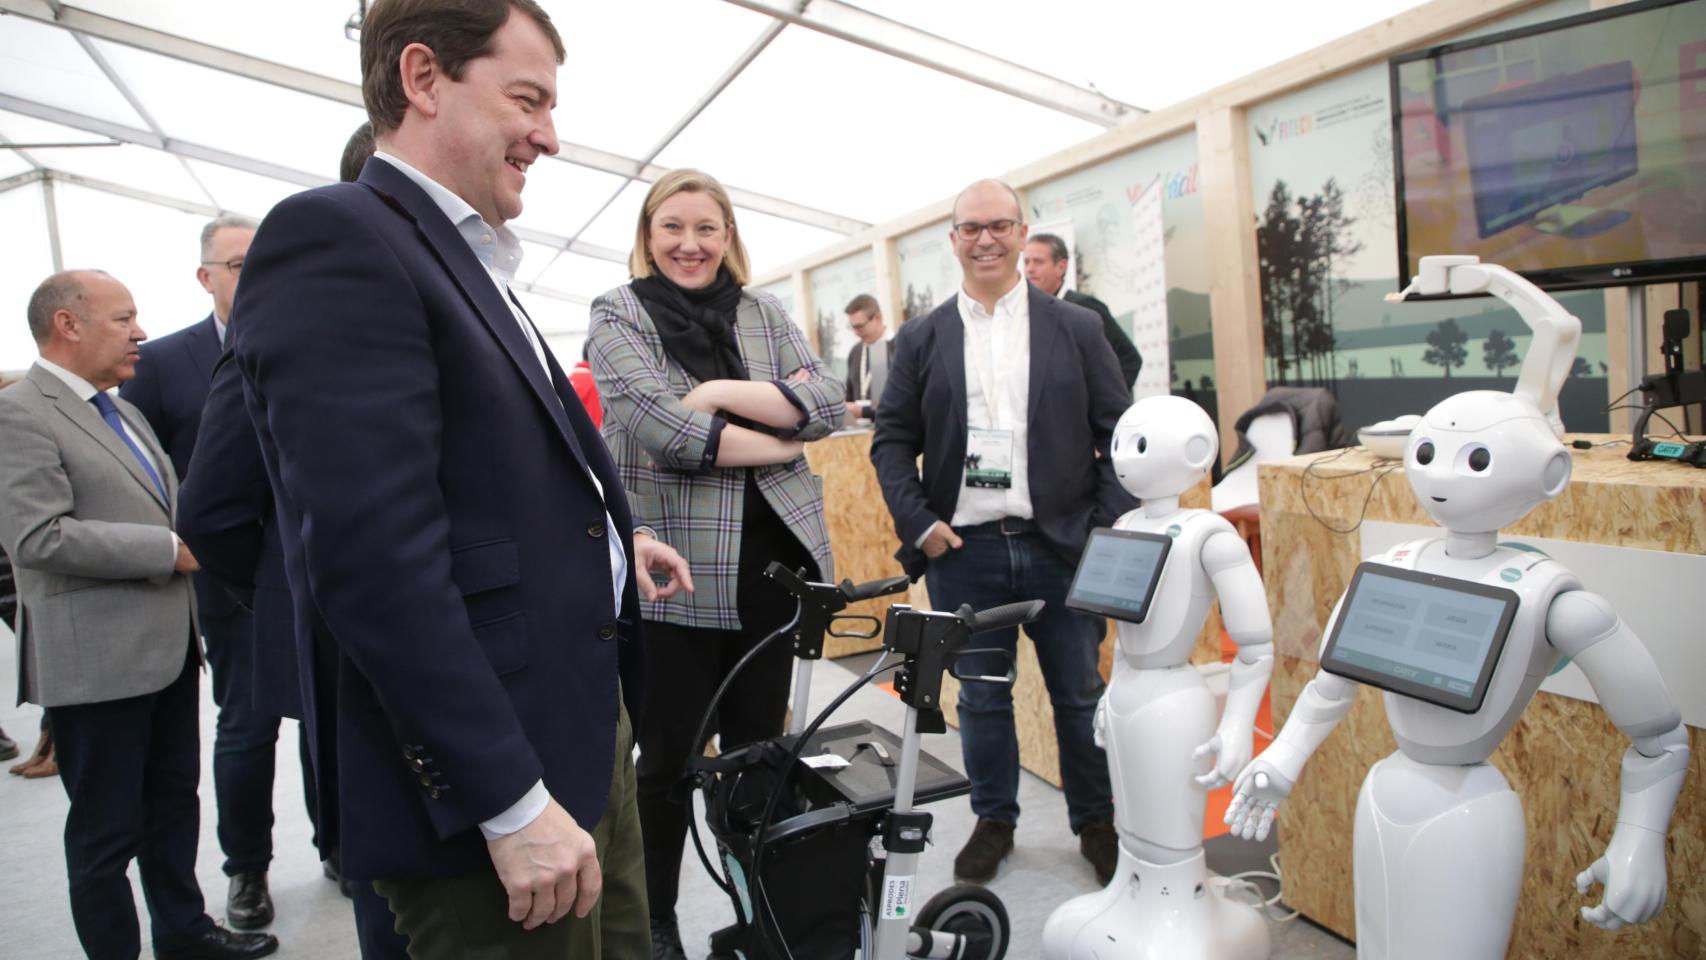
[1023,232,1142,393]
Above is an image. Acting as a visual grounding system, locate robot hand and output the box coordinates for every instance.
[1575,824,1670,930]
[1191,729,1253,791]
[1223,758,1295,842]
[1092,694,1109,750]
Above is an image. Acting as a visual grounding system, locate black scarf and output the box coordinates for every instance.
[632,267,747,384]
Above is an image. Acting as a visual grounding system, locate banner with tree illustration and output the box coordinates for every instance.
[1247,0,1610,434]
[896,219,960,324]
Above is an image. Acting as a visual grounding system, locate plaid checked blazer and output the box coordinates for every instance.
[589,283,846,630]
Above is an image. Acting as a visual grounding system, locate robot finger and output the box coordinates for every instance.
[1254,807,1275,843]
[1190,736,1220,762]
[1195,770,1229,789]
[1580,903,1625,931]
[1574,857,1609,894]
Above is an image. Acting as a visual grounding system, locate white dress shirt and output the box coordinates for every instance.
[950,279,1033,528]
[375,152,626,839]
[36,357,179,566]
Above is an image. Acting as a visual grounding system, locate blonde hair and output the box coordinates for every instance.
[629,168,752,286]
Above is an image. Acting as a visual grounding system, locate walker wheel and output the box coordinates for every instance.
[912,883,1009,960]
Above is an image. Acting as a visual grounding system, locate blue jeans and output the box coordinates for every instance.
[925,524,1113,832]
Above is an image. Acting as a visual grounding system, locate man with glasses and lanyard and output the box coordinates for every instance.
[871,179,1136,888]
[123,214,297,933]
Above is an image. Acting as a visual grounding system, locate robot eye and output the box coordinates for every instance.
[1414,440,1435,465]
[1135,434,1148,455]
[1460,443,1492,474]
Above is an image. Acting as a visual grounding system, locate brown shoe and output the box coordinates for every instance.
[953,817,1015,883]
[20,755,58,778]
[8,727,51,776]
[1078,820,1119,886]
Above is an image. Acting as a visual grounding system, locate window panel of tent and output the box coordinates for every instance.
[28,143,210,207]
[574,179,649,253]
[509,159,631,240]
[91,38,367,181]
[183,159,305,219]
[52,182,221,342]
[535,250,631,303]
[654,25,1100,225]
[0,149,34,179]
[0,184,55,373]
[75,0,364,84]
[0,16,149,129]
[735,206,844,278]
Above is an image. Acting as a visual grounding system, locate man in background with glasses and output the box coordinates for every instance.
[843,293,893,421]
[123,214,301,933]
[871,179,1136,889]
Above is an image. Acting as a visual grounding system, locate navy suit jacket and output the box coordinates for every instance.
[120,314,241,619]
[176,352,301,722]
[870,284,1137,579]
[230,157,644,882]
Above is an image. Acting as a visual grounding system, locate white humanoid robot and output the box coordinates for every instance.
[1225,256,1691,959]
[1043,394,1274,960]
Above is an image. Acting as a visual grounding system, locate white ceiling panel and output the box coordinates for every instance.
[91,37,368,180]
[575,179,650,252]
[510,159,630,239]
[75,0,365,83]
[735,206,844,277]
[29,142,208,205]
[184,159,305,218]
[0,183,54,374]
[517,240,565,286]
[655,25,1102,224]
[536,251,631,302]
[0,14,148,128]
[0,147,35,178]
[547,0,778,159]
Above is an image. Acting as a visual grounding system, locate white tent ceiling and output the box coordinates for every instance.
[0,0,1425,371]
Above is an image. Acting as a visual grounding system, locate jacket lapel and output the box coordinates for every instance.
[358,161,589,473]
[936,295,968,435]
[1026,284,1060,431]
[31,366,169,513]
[188,315,222,385]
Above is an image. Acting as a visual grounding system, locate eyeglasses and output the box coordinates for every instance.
[952,219,1022,241]
[201,258,245,274]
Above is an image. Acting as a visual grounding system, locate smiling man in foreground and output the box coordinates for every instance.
[227,1,688,956]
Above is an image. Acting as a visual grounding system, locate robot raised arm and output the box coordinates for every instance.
[1191,528,1275,789]
[1224,640,1359,843]
[1546,590,1690,931]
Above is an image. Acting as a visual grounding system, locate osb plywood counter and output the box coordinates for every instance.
[804,428,906,658]
[1258,436,1706,959]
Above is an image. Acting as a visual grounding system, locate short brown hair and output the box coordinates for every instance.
[845,294,879,317]
[630,169,753,287]
[340,122,376,182]
[360,0,564,135]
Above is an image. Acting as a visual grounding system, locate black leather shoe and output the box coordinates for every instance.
[322,855,356,899]
[1078,820,1119,886]
[650,913,688,960]
[154,924,279,959]
[953,817,1015,883]
[226,872,274,930]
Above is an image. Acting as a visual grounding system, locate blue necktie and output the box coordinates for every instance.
[90,392,167,500]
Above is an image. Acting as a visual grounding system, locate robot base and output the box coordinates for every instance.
[1041,848,1269,960]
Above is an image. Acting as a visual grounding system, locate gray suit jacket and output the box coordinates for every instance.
[0,364,196,707]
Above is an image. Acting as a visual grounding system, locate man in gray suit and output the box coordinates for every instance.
[0,270,277,960]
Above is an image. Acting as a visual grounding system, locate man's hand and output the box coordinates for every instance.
[634,532,695,602]
[920,521,962,559]
[847,400,869,420]
[486,799,601,930]
[174,540,200,573]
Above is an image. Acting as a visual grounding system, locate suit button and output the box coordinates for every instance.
[428,787,442,800]
[402,745,417,761]
[587,522,606,539]
[409,758,425,773]
[598,623,617,641]
[419,773,433,787]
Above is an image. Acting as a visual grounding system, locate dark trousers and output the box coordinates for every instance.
[376,703,647,959]
[202,606,284,876]
[924,524,1114,831]
[48,642,214,960]
[635,610,796,919]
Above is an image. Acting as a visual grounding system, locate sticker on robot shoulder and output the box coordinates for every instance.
[881,875,914,919]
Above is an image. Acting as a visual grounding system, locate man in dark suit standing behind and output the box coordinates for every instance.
[1022,232,1143,394]
[843,293,894,421]
[231,1,688,956]
[0,270,276,960]
[871,180,1136,889]
[121,214,291,932]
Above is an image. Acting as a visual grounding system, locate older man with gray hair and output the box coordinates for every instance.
[121,213,295,932]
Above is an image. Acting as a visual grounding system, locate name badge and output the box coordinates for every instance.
[965,428,1014,489]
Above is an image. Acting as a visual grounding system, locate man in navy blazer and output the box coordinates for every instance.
[121,213,297,931]
[871,179,1137,889]
[230,1,687,955]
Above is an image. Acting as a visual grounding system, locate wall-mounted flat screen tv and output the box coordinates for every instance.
[1392,0,1706,291]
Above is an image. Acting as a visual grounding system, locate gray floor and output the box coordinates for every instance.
[0,623,1352,958]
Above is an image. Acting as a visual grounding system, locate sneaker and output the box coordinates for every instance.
[953,817,1015,883]
[1078,820,1119,886]
[650,913,687,960]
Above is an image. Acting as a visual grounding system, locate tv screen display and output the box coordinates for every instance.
[1392,0,1706,290]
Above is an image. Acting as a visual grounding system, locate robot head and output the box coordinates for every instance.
[1404,390,1571,533]
[1111,395,1218,500]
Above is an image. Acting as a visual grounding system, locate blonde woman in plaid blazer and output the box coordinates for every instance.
[587,169,846,957]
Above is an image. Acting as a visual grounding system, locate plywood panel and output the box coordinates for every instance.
[803,429,904,658]
[1259,440,1706,956]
